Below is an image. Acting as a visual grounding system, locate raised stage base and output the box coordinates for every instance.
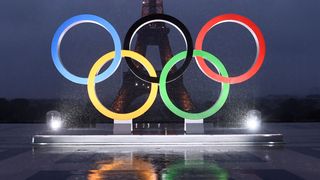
[32,123,283,147]
[32,134,283,146]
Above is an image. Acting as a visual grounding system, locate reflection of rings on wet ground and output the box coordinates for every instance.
[162,160,229,180]
[88,157,157,180]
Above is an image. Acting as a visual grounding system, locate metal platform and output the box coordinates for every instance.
[32,134,283,146]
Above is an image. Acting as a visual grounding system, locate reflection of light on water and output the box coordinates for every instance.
[87,158,157,180]
[162,160,228,180]
[264,154,270,161]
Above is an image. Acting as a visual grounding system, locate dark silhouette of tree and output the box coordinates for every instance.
[0,98,9,122]
[0,95,319,124]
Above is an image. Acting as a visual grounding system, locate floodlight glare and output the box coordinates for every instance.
[50,118,62,131]
[244,110,261,131]
[46,110,63,131]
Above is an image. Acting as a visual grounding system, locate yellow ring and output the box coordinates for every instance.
[87,50,158,120]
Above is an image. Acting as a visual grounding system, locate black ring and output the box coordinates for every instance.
[124,14,193,83]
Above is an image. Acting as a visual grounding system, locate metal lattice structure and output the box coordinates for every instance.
[111,0,194,119]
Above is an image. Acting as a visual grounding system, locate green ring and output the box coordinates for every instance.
[159,50,230,120]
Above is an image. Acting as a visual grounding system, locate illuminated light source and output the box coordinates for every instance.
[244,110,262,131]
[46,110,63,131]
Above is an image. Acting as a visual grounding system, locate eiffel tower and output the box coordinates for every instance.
[111,0,194,121]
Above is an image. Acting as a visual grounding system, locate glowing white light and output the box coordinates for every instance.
[50,118,62,131]
[245,117,260,130]
[244,110,261,131]
[46,110,63,131]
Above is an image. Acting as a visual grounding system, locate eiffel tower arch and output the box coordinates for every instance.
[111,0,194,122]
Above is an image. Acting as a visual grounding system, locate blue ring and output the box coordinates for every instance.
[51,14,122,85]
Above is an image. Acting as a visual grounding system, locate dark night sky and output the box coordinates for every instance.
[0,0,320,100]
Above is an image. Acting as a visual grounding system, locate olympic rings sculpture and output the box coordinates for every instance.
[51,13,266,120]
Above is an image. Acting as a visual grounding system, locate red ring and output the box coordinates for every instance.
[195,14,266,84]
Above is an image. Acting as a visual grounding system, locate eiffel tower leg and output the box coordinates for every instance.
[159,36,194,112]
[131,35,148,70]
[111,36,148,113]
[111,83,130,113]
[172,80,195,112]
[112,0,194,117]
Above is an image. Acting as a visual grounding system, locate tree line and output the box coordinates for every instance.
[0,95,319,124]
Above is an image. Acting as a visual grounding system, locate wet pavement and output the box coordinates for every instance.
[0,123,320,180]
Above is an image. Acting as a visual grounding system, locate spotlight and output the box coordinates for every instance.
[46,110,63,131]
[244,110,261,131]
